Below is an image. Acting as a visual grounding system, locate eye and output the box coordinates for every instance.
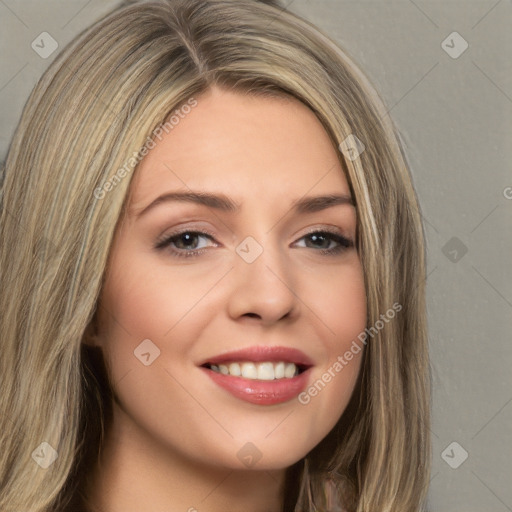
[154,230,217,258]
[294,230,354,255]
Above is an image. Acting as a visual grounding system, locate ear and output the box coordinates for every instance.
[82,312,101,347]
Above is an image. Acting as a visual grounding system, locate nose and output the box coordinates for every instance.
[226,241,298,326]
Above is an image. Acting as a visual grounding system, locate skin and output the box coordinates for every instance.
[84,86,367,512]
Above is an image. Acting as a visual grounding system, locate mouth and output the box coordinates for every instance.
[199,346,314,405]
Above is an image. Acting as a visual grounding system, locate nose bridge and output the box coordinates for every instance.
[227,232,298,322]
[236,230,288,281]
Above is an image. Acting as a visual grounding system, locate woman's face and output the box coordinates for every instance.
[94,86,367,470]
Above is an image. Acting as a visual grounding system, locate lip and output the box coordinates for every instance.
[201,366,312,405]
[199,345,314,367]
[198,346,314,405]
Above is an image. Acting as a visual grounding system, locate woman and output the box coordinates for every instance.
[0,0,431,510]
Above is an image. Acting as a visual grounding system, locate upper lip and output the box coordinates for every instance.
[199,345,314,368]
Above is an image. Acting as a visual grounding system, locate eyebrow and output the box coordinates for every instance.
[134,191,354,218]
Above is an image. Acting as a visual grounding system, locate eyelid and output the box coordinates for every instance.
[299,225,351,239]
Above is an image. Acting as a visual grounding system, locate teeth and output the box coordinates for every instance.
[257,362,274,380]
[274,362,285,379]
[284,362,297,378]
[241,362,257,379]
[209,361,300,380]
[228,362,241,376]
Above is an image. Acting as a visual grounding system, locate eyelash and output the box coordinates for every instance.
[154,228,354,259]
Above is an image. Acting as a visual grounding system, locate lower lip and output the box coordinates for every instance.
[201,367,311,405]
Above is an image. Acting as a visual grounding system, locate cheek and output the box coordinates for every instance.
[306,257,367,345]
[95,245,229,390]
[93,253,220,447]
[98,250,211,343]
[296,258,366,425]
[95,250,174,383]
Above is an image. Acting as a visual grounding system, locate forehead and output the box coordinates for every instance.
[128,87,351,209]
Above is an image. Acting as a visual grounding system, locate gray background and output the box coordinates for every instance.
[1,1,511,510]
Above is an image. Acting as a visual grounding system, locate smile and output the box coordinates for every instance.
[199,346,313,405]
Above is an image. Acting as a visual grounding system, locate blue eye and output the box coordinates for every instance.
[155,229,354,258]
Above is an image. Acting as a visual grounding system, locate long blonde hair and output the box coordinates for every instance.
[0,0,430,510]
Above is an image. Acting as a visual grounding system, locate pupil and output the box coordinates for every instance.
[310,234,328,248]
[180,233,197,248]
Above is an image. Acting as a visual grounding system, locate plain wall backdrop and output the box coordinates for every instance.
[1,1,511,510]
